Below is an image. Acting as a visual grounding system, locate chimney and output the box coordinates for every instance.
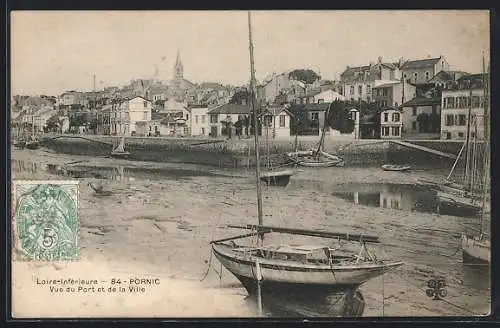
[398,57,405,67]
[377,56,382,64]
[369,61,374,67]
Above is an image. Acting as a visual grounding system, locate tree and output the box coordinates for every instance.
[417,113,430,133]
[45,115,61,132]
[428,112,441,133]
[288,69,321,85]
[326,101,355,134]
[229,89,250,105]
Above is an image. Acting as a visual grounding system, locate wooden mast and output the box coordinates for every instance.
[247,11,264,241]
[480,52,490,235]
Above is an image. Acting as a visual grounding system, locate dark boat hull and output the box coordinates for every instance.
[25,142,41,150]
[259,170,293,187]
[233,272,361,296]
[462,250,489,266]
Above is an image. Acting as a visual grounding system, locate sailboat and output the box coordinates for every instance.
[259,107,294,187]
[461,57,490,264]
[437,68,489,215]
[211,12,403,301]
[25,112,41,150]
[110,134,130,158]
[285,102,345,167]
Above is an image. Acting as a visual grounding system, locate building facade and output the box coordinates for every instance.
[440,73,488,140]
[340,57,403,103]
[380,107,403,139]
[401,97,441,137]
[400,56,450,86]
[109,96,152,136]
[190,106,210,137]
[372,80,416,109]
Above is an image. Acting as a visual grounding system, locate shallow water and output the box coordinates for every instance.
[10,151,491,317]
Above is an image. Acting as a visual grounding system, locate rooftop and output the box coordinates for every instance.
[208,103,251,115]
[402,96,441,107]
[400,57,442,70]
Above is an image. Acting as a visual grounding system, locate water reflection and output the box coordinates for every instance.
[330,183,479,218]
[246,288,365,317]
[12,159,225,181]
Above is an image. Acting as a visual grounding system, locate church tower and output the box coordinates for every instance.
[174,49,183,79]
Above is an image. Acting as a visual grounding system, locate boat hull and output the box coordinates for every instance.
[25,142,40,150]
[259,170,293,187]
[212,243,403,295]
[462,234,490,264]
[437,191,482,212]
[286,150,345,168]
[110,151,130,159]
[381,165,411,172]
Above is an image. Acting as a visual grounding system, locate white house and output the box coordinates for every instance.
[190,106,209,137]
[312,89,345,103]
[261,106,292,139]
[380,106,403,139]
[109,96,152,136]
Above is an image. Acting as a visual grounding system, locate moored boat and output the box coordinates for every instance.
[381,164,411,172]
[212,236,403,295]
[461,233,490,264]
[287,150,345,167]
[110,135,130,158]
[259,169,293,187]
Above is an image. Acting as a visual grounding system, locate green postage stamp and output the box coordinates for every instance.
[12,180,80,261]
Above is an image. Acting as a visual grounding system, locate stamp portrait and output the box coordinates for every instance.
[12,180,80,261]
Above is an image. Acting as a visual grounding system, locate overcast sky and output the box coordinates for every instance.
[11,10,489,96]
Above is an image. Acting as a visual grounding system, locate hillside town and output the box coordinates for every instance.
[11,51,489,143]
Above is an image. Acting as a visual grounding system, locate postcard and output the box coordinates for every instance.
[10,10,490,318]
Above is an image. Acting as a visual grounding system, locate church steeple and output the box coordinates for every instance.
[174,49,183,79]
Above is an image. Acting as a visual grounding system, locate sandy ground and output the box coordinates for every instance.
[10,148,491,318]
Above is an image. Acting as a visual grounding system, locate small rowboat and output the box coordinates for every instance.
[381,164,411,172]
[260,169,294,187]
[286,150,345,168]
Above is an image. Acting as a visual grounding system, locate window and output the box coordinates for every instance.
[392,126,400,136]
[382,88,388,96]
[201,115,206,123]
[458,114,466,126]
[143,101,148,108]
[195,115,199,124]
[446,97,455,108]
[358,85,363,95]
[383,127,390,136]
[446,115,454,126]
[311,113,319,120]
[412,107,417,116]
[412,121,417,131]
[366,85,371,94]
[350,86,355,95]
[143,111,148,120]
[392,113,400,122]
[414,72,418,80]
[317,99,324,104]
[279,115,286,127]
[425,72,430,81]
[446,132,451,139]
[383,113,389,122]
[210,114,218,123]
[403,73,407,79]
[458,132,464,138]
[472,96,480,107]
